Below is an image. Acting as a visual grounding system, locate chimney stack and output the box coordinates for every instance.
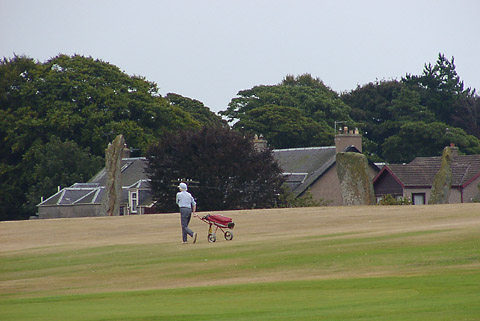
[449,143,458,157]
[253,134,267,152]
[335,127,362,153]
[122,144,131,159]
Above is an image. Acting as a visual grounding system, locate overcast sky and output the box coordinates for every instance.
[1,0,479,113]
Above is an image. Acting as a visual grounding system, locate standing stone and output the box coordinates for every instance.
[102,134,125,216]
[429,146,453,204]
[336,152,375,205]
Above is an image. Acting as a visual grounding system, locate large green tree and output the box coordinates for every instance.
[403,53,474,124]
[388,87,435,123]
[0,54,209,220]
[382,122,480,163]
[0,55,199,156]
[234,104,332,149]
[451,94,480,138]
[165,93,225,127]
[146,126,285,212]
[341,80,403,161]
[221,74,353,149]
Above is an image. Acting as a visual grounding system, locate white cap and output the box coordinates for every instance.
[178,183,187,191]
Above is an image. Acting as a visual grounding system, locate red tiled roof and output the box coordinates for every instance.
[386,155,480,187]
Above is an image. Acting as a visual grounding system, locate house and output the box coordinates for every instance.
[372,146,480,205]
[271,128,380,206]
[37,157,155,219]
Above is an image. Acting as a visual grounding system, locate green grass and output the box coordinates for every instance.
[1,218,480,320]
[1,273,480,321]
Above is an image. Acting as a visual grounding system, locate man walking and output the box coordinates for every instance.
[176,182,197,244]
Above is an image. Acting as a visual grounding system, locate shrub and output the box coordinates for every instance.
[377,194,411,205]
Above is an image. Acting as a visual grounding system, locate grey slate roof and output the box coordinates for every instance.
[75,188,103,204]
[376,155,480,187]
[283,173,308,191]
[88,157,148,187]
[273,146,336,174]
[40,188,96,206]
[38,157,150,207]
[273,146,337,196]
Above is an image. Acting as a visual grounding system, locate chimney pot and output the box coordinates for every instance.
[335,128,362,153]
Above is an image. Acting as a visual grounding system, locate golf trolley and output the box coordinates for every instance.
[198,214,235,242]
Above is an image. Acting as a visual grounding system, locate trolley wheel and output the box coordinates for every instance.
[224,231,233,241]
[208,233,216,243]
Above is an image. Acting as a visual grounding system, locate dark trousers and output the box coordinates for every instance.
[180,207,194,242]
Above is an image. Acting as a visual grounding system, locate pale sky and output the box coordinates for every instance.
[1,0,479,113]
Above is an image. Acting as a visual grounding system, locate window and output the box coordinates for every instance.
[412,193,426,205]
[121,162,133,172]
[130,191,138,213]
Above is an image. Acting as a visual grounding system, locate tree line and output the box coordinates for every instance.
[0,54,224,220]
[1,53,479,220]
[222,54,480,163]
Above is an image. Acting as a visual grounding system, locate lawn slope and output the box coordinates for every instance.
[1,204,480,320]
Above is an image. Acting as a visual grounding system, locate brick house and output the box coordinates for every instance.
[373,147,480,204]
[272,128,380,206]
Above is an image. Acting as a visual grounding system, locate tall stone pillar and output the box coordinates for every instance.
[102,134,125,216]
[336,152,375,205]
[429,146,453,204]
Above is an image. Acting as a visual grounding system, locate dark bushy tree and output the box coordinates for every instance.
[146,126,285,212]
[451,94,480,138]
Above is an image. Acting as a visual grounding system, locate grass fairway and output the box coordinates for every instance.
[1,204,480,320]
